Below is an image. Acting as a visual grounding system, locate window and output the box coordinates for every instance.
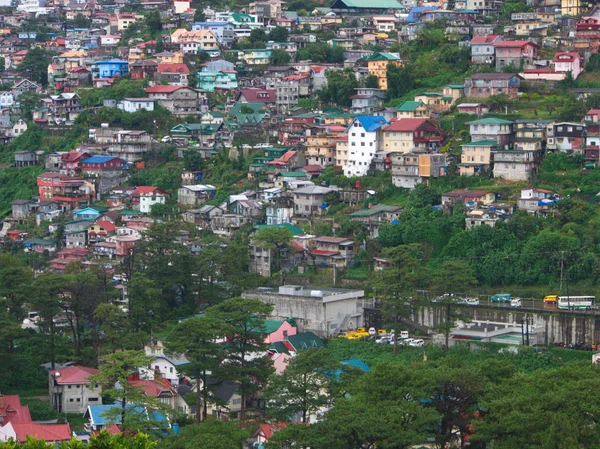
[89,397,99,402]
[69,398,74,402]
[77,398,81,402]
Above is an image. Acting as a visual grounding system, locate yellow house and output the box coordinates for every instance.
[335,135,349,168]
[561,0,579,16]
[155,51,185,64]
[324,113,355,125]
[396,101,429,119]
[459,140,498,176]
[442,84,464,103]
[117,13,141,31]
[367,52,402,90]
[536,12,556,23]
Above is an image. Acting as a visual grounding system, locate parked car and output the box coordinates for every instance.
[408,339,425,347]
[510,298,522,308]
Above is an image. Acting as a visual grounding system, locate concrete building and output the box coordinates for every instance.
[291,185,333,217]
[344,116,389,177]
[492,149,541,181]
[49,366,102,414]
[243,285,371,337]
[389,152,448,189]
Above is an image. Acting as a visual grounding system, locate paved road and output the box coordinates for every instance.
[459,298,600,315]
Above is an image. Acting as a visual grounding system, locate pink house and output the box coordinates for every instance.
[261,319,297,344]
[553,52,582,79]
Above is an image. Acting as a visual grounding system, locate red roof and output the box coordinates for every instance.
[61,151,89,163]
[310,65,326,73]
[131,186,168,196]
[587,108,600,115]
[128,378,174,397]
[383,118,429,132]
[0,395,32,424]
[302,164,323,173]
[91,220,117,232]
[239,88,276,103]
[470,34,500,44]
[553,51,579,62]
[493,39,538,48]
[12,423,71,442]
[267,150,298,166]
[281,73,310,81]
[157,63,190,74]
[50,366,99,385]
[255,423,288,440]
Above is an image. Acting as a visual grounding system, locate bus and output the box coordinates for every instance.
[557,296,595,310]
[543,295,558,304]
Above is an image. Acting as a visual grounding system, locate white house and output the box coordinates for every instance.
[131,186,169,213]
[141,339,188,386]
[0,92,14,108]
[344,116,389,177]
[49,366,102,414]
[553,52,582,79]
[117,98,156,113]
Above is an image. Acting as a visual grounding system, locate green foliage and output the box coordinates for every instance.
[319,68,359,107]
[269,49,291,66]
[72,13,90,28]
[18,47,50,85]
[77,80,148,107]
[268,27,289,42]
[297,43,345,64]
[161,421,249,449]
[21,398,59,421]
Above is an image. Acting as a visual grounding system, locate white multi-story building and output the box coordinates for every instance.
[344,116,389,177]
[49,366,102,414]
[17,0,50,15]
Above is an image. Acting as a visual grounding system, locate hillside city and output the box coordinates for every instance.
[1,0,600,446]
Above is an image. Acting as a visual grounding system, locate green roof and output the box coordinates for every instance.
[349,204,401,217]
[397,101,424,112]
[231,13,256,22]
[24,238,56,245]
[461,140,500,147]
[65,219,94,225]
[368,52,402,61]
[120,210,143,216]
[255,319,286,334]
[255,223,304,235]
[90,206,108,212]
[287,332,325,350]
[277,171,308,178]
[416,92,443,97]
[466,118,513,125]
[171,123,220,134]
[441,96,454,101]
[446,84,464,89]
[269,341,290,355]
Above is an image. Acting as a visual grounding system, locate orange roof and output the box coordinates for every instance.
[129,378,174,397]
[92,220,117,232]
[383,118,429,132]
[50,366,99,385]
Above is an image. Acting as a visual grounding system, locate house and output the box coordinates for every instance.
[493,40,538,70]
[441,189,496,206]
[145,85,204,116]
[470,34,503,65]
[265,196,294,225]
[243,285,368,337]
[96,59,129,79]
[73,207,103,221]
[142,339,188,387]
[389,152,448,189]
[292,185,333,217]
[464,73,522,99]
[382,118,445,153]
[196,71,238,92]
[117,98,155,113]
[311,236,355,267]
[349,204,401,238]
[14,151,37,167]
[553,52,582,79]
[129,60,158,80]
[191,22,235,44]
[108,130,152,162]
[492,149,541,181]
[238,88,277,104]
[344,116,389,177]
[177,184,217,206]
[367,52,402,90]
[130,186,169,213]
[11,200,35,220]
[181,204,224,226]
[49,366,102,414]
[517,188,557,214]
[351,88,386,114]
[87,221,117,243]
[266,150,307,171]
[457,103,489,115]
[85,404,169,432]
[459,140,498,176]
[466,118,513,147]
[396,100,429,119]
[241,49,273,65]
[550,122,586,152]
[156,63,190,86]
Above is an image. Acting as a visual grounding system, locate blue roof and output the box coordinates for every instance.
[96,59,128,64]
[87,404,169,426]
[82,156,124,164]
[74,207,101,215]
[356,116,389,132]
[341,359,370,372]
[406,6,438,22]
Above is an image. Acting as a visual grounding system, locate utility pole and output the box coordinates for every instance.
[559,250,565,293]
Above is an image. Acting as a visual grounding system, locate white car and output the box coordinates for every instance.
[510,298,522,308]
[408,339,425,347]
